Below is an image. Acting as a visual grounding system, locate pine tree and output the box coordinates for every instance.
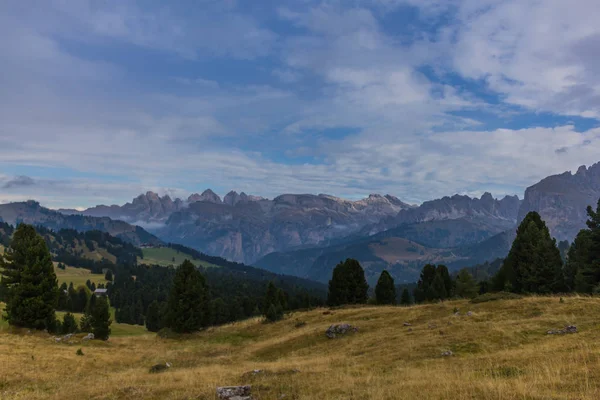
[80,313,93,332]
[91,296,111,340]
[431,273,448,300]
[263,281,285,322]
[455,269,478,299]
[0,224,59,331]
[400,288,412,306]
[499,212,563,293]
[375,270,396,305]
[436,265,453,298]
[165,260,209,333]
[145,300,161,332]
[105,270,113,282]
[413,264,436,303]
[572,199,600,292]
[62,312,78,334]
[327,259,369,306]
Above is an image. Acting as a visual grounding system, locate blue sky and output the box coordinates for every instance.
[1,0,600,209]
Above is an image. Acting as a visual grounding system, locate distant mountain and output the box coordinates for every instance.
[255,226,516,284]
[63,191,414,264]
[157,193,414,263]
[366,192,521,235]
[0,200,160,246]
[518,162,600,242]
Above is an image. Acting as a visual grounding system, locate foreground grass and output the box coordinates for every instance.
[2,296,600,399]
[138,247,219,268]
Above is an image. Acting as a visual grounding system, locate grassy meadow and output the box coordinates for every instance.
[2,295,600,399]
[139,247,219,268]
[53,264,108,287]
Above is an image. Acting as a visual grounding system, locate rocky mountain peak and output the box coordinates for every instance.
[518,162,600,241]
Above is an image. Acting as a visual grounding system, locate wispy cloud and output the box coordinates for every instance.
[0,0,599,208]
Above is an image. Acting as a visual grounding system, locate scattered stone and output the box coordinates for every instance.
[454,312,460,316]
[325,323,358,339]
[407,328,413,332]
[149,362,172,373]
[447,321,453,326]
[428,323,437,329]
[441,350,453,357]
[403,322,412,326]
[547,325,577,335]
[216,385,253,400]
[82,333,94,341]
[466,311,473,316]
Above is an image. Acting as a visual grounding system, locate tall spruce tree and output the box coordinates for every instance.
[375,270,396,305]
[327,258,369,306]
[413,264,437,303]
[572,199,600,292]
[399,288,412,306]
[165,260,209,333]
[436,265,453,298]
[91,296,112,340]
[145,300,162,332]
[0,224,59,331]
[455,269,478,299]
[263,281,285,322]
[498,212,563,293]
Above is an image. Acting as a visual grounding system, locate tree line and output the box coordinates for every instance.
[0,224,111,339]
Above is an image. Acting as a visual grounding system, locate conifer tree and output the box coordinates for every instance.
[327,259,369,306]
[165,260,209,333]
[455,269,478,299]
[436,265,453,298]
[105,270,113,282]
[375,270,396,305]
[145,300,161,332]
[400,288,412,306]
[0,224,59,331]
[572,199,600,292]
[263,281,285,322]
[499,212,563,293]
[91,296,111,340]
[62,312,78,334]
[413,264,436,303]
[431,273,448,300]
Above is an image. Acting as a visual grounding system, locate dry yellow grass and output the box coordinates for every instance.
[2,296,600,399]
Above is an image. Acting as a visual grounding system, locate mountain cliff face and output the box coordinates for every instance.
[368,192,521,235]
[518,162,600,242]
[0,201,160,245]
[156,193,413,263]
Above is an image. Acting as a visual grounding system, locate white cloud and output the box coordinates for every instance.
[1,0,600,210]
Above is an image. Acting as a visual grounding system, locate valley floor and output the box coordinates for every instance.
[2,296,600,399]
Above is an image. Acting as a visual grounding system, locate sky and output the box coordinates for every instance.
[1,0,600,209]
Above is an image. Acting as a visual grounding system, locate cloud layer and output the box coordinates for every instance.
[1,0,599,208]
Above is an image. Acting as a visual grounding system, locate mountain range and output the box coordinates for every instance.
[5,162,600,284]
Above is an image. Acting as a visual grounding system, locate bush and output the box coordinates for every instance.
[76,348,84,356]
[294,320,307,328]
[470,292,523,304]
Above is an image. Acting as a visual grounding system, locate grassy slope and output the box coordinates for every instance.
[0,303,145,337]
[138,247,219,268]
[53,264,108,287]
[2,296,600,399]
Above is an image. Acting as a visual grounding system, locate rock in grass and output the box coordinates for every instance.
[325,324,358,339]
[149,362,172,373]
[216,385,253,399]
[441,350,453,357]
[547,325,577,335]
